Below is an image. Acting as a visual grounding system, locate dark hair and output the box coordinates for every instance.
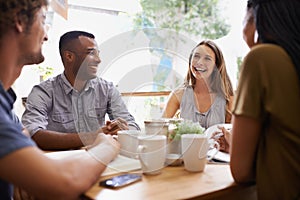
[247,0,253,8]
[0,0,48,39]
[59,30,95,57]
[250,0,300,82]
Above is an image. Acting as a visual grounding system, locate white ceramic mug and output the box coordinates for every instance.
[117,130,143,158]
[144,119,169,136]
[137,135,167,175]
[181,134,219,172]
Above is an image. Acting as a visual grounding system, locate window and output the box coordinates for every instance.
[14,0,249,128]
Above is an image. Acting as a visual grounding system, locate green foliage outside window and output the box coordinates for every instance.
[133,0,230,39]
[236,56,243,81]
[130,0,232,117]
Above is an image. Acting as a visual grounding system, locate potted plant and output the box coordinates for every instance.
[170,120,204,140]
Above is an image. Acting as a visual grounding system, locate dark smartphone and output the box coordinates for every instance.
[99,174,142,188]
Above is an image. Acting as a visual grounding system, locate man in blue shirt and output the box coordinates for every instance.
[0,1,120,199]
[22,30,140,150]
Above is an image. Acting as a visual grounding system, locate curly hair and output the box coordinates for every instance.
[0,0,48,39]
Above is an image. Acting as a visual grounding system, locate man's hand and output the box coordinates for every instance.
[102,118,129,135]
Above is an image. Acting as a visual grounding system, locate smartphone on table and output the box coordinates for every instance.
[99,173,142,189]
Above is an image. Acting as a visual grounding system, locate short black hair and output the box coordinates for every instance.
[59,30,95,56]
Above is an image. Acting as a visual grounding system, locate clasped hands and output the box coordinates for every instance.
[83,118,128,147]
[101,117,129,135]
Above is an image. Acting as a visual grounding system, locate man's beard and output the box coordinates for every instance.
[24,53,45,65]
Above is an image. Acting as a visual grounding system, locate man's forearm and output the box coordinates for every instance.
[32,130,84,150]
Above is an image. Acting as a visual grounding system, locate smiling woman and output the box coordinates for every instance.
[190,44,216,80]
[162,40,234,129]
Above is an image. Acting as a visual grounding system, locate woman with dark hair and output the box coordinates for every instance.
[162,40,234,129]
[221,0,300,199]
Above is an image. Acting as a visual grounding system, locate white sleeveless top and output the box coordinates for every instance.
[180,86,226,129]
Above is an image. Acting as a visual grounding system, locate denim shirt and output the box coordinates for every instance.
[22,73,140,136]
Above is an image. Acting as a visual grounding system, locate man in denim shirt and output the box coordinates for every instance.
[0,2,120,199]
[22,31,140,150]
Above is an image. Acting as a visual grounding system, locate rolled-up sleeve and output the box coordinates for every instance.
[21,85,51,136]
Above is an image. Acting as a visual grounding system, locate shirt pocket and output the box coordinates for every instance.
[51,113,75,132]
[88,108,106,125]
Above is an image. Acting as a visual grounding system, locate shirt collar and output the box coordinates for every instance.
[61,73,73,94]
[61,73,96,94]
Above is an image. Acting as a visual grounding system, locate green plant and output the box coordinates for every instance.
[132,0,230,39]
[171,120,204,140]
[236,56,243,82]
[34,65,54,81]
[131,0,230,92]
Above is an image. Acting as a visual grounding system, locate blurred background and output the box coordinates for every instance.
[14,0,249,128]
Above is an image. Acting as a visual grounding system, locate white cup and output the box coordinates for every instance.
[117,130,143,159]
[144,119,169,136]
[137,135,167,175]
[181,134,219,172]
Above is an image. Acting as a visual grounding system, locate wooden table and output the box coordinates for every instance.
[85,164,257,200]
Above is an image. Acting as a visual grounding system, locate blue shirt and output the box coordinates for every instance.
[22,73,140,136]
[0,84,35,199]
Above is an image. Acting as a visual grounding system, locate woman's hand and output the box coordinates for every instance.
[211,126,231,153]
